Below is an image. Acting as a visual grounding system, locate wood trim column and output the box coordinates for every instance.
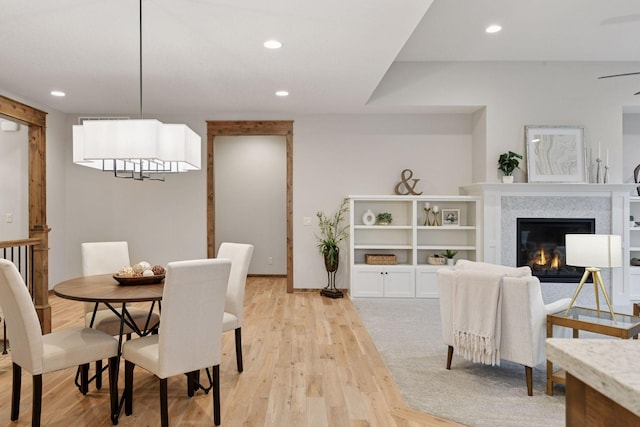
[207,132,216,258]
[285,131,293,293]
[0,95,50,333]
[28,125,51,333]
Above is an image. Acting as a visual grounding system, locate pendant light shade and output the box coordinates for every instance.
[73,119,201,178]
[71,0,201,180]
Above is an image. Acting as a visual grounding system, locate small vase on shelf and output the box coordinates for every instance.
[362,209,375,226]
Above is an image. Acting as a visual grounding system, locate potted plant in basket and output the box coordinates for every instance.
[498,151,523,183]
[316,198,349,298]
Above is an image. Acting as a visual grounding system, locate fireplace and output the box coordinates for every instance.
[517,218,595,283]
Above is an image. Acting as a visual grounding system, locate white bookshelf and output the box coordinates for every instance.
[349,195,480,298]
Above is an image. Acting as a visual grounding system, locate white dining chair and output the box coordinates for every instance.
[122,258,231,426]
[81,241,161,390]
[0,259,119,427]
[218,242,254,372]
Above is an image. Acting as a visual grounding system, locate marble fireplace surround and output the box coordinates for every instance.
[461,183,637,307]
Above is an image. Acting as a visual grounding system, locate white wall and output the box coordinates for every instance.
[371,61,640,183]
[58,111,473,290]
[623,114,640,188]
[215,135,286,274]
[0,119,28,240]
[292,114,473,287]
[471,108,487,183]
[59,111,473,290]
[46,109,70,286]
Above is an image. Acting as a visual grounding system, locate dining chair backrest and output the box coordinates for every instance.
[157,258,231,378]
[81,241,130,276]
[217,242,253,323]
[81,241,130,312]
[0,259,44,374]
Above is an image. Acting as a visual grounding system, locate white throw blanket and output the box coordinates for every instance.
[451,271,503,366]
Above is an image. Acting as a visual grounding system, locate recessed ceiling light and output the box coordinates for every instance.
[275,91,289,97]
[264,40,282,49]
[485,24,502,34]
[50,90,66,97]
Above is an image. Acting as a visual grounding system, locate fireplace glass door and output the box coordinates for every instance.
[517,218,595,283]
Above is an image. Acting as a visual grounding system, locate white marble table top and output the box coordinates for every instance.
[546,338,640,417]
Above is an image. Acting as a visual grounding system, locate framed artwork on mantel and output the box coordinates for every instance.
[525,125,586,183]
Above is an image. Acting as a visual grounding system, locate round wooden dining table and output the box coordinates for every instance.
[53,273,164,304]
[53,274,164,424]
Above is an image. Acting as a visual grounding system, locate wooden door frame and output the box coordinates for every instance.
[0,94,50,332]
[206,121,294,293]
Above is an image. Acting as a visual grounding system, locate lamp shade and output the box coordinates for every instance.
[565,234,622,268]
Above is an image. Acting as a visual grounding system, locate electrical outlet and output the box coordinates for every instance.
[303,217,312,226]
[267,257,273,265]
[5,213,13,223]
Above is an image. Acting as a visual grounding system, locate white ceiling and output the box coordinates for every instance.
[398,0,640,62]
[1,0,639,117]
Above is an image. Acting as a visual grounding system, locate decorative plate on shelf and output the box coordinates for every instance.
[113,274,165,286]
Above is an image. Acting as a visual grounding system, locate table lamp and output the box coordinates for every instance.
[564,234,621,321]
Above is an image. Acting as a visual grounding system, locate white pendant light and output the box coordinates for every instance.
[72,0,201,181]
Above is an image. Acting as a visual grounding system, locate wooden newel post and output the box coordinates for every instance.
[31,227,51,333]
[29,123,51,334]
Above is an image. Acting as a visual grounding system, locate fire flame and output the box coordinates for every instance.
[533,248,561,270]
[537,249,546,265]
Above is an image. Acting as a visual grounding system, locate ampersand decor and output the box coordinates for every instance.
[394,169,423,195]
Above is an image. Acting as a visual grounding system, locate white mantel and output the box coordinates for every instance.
[460,183,638,307]
[462,183,638,196]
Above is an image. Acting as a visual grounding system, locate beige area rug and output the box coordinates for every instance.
[353,298,565,427]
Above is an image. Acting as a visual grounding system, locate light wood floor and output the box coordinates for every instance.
[0,277,462,426]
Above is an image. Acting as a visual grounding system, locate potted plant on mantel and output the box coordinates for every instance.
[316,198,349,298]
[498,151,523,183]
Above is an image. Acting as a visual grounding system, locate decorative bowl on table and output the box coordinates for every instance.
[114,262,166,285]
[113,274,165,286]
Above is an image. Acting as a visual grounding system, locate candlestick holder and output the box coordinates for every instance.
[424,207,440,226]
[432,208,441,226]
[596,158,602,183]
[604,165,609,184]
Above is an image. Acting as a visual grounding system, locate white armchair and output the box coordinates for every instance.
[438,260,571,396]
